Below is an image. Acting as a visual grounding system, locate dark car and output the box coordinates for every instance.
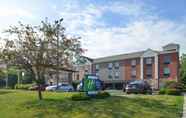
[29,84,48,91]
[125,80,152,94]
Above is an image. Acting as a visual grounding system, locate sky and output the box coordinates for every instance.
[0,0,185,58]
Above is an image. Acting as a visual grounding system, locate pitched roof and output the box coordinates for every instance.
[162,43,179,48]
[93,51,145,63]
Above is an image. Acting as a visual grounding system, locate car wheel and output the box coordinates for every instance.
[126,91,130,94]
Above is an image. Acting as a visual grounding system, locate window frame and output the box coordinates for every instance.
[131,59,137,66]
[163,67,170,77]
[95,64,99,71]
[146,58,152,65]
[131,67,136,77]
[108,63,113,69]
[114,62,120,69]
[115,71,119,79]
[164,55,171,64]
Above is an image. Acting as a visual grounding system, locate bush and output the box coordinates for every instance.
[71,93,91,101]
[95,91,110,99]
[164,80,183,90]
[159,88,166,95]
[166,89,181,96]
[15,84,33,90]
[72,81,80,91]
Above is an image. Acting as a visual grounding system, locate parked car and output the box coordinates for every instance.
[56,84,74,92]
[125,80,152,94]
[45,83,74,92]
[29,84,49,91]
[45,85,58,91]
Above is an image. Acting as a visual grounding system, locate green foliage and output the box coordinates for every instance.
[0,69,6,79]
[95,91,110,99]
[15,84,33,90]
[159,88,166,95]
[0,79,6,88]
[71,92,91,101]
[71,91,110,101]
[159,80,182,95]
[8,74,18,89]
[0,90,183,118]
[21,71,34,84]
[166,89,181,96]
[180,54,186,85]
[164,80,183,90]
[1,18,84,99]
[72,81,80,91]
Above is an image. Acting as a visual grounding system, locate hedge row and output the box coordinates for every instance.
[14,84,33,90]
[71,91,110,101]
[159,88,181,95]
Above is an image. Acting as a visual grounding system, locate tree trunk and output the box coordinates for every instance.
[38,84,43,100]
[34,67,43,100]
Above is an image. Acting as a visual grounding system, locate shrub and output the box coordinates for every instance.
[15,84,33,90]
[164,80,183,90]
[72,81,80,91]
[159,88,166,95]
[166,89,181,96]
[71,93,91,101]
[95,91,110,99]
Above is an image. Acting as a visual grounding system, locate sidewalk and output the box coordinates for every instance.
[182,93,186,118]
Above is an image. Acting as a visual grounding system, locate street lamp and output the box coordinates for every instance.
[21,72,25,85]
[5,55,9,89]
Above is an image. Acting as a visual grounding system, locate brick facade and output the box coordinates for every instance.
[91,43,180,89]
[159,52,179,80]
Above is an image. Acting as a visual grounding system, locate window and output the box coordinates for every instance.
[108,63,113,69]
[115,71,119,79]
[164,67,170,77]
[115,62,119,69]
[108,70,112,79]
[96,64,99,71]
[131,60,136,66]
[146,58,152,65]
[146,65,152,78]
[164,55,171,64]
[131,68,136,76]
[76,74,79,80]
[96,72,99,76]
[85,69,88,74]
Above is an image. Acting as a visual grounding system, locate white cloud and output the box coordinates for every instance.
[82,19,186,58]
[0,8,34,18]
[55,1,186,58]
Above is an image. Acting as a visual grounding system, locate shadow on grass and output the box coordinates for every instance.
[21,95,182,118]
[0,90,13,95]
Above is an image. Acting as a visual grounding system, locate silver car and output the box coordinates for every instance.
[46,83,74,92]
[56,84,74,92]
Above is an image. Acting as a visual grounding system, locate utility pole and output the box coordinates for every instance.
[5,56,9,89]
[17,70,20,86]
[6,64,8,88]
[56,25,60,89]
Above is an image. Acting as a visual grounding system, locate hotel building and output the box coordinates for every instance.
[92,43,180,89]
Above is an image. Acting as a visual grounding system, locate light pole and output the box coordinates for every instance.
[5,65,8,88]
[56,25,60,89]
[5,55,9,89]
[17,70,20,86]
[21,71,25,85]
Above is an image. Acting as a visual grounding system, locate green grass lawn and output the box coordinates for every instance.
[0,89,183,118]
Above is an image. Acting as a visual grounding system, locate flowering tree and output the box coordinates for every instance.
[0,18,84,100]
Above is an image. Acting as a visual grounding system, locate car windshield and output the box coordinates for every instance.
[130,80,143,84]
[61,84,69,86]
